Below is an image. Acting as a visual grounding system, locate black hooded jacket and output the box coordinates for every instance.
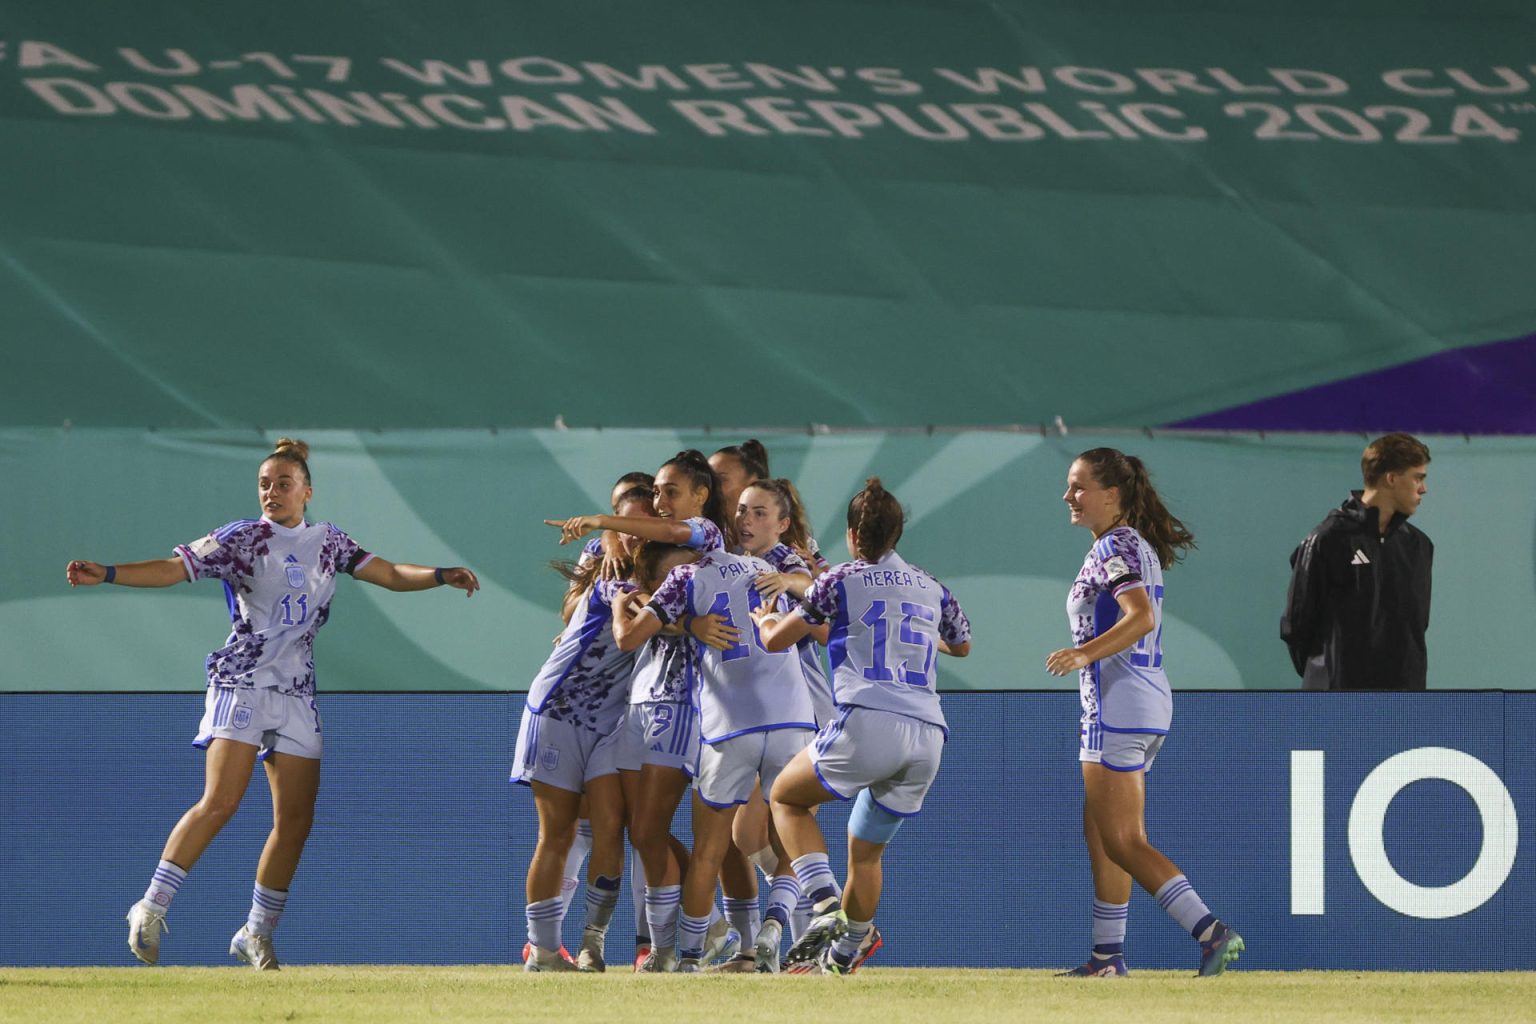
[1281,492,1433,691]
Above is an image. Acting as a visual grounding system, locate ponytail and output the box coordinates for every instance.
[846,477,904,562]
[713,439,770,483]
[1075,448,1195,569]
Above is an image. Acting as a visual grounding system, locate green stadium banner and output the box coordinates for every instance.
[3,1,1535,430]
[5,428,1532,692]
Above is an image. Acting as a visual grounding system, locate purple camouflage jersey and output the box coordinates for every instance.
[175,518,372,696]
[797,550,969,734]
[1067,526,1171,733]
[526,578,636,733]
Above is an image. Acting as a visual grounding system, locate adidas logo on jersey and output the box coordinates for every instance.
[285,554,299,563]
[1350,550,1371,565]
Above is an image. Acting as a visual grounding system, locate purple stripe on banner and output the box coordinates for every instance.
[1172,334,1536,434]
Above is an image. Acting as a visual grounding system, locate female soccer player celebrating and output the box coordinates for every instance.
[615,513,818,974]
[66,438,479,970]
[546,450,743,971]
[754,478,971,974]
[517,487,661,972]
[1046,448,1242,978]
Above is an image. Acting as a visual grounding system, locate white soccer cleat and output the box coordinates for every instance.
[700,916,740,965]
[576,925,607,973]
[636,946,678,973]
[753,920,782,974]
[126,900,168,965]
[229,925,281,971]
[524,944,579,972]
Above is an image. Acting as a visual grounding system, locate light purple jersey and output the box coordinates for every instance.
[648,551,816,743]
[761,544,831,714]
[526,578,636,733]
[798,550,970,733]
[175,518,373,696]
[1067,526,1170,732]
[628,632,700,704]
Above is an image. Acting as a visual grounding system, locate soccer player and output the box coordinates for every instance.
[754,478,972,975]
[610,541,708,971]
[66,438,480,970]
[547,450,744,971]
[618,519,818,973]
[515,488,660,972]
[1045,448,1243,978]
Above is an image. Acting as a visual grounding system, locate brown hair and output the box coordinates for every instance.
[660,449,728,536]
[846,477,904,561]
[632,540,696,592]
[1075,448,1196,569]
[1361,433,1430,487]
[552,488,651,593]
[612,472,655,511]
[713,439,770,482]
[748,478,815,552]
[264,437,311,483]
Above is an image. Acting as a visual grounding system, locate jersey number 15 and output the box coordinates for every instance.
[862,599,936,687]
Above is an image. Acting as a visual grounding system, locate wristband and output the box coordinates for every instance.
[681,614,695,634]
[433,567,447,585]
[104,565,117,584]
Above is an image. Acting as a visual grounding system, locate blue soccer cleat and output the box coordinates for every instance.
[1198,922,1244,977]
[1056,953,1129,977]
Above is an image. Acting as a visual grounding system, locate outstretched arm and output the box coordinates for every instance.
[354,558,480,596]
[545,514,694,547]
[66,558,188,589]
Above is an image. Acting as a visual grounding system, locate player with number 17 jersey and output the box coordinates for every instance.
[1068,525,1171,759]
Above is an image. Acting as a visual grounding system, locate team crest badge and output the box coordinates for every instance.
[541,747,560,772]
[285,558,306,589]
[232,706,253,730]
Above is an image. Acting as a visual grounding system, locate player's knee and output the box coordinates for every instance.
[1100,831,1150,867]
[195,793,243,824]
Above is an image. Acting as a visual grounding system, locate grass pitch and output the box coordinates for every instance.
[2,967,1532,1024]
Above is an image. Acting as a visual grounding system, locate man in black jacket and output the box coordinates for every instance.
[1281,433,1433,690]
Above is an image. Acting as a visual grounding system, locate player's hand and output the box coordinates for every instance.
[1045,647,1091,676]
[752,571,790,604]
[544,516,600,545]
[691,613,740,651]
[599,532,626,580]
[439,567,480,597]
[66,560,107,587]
